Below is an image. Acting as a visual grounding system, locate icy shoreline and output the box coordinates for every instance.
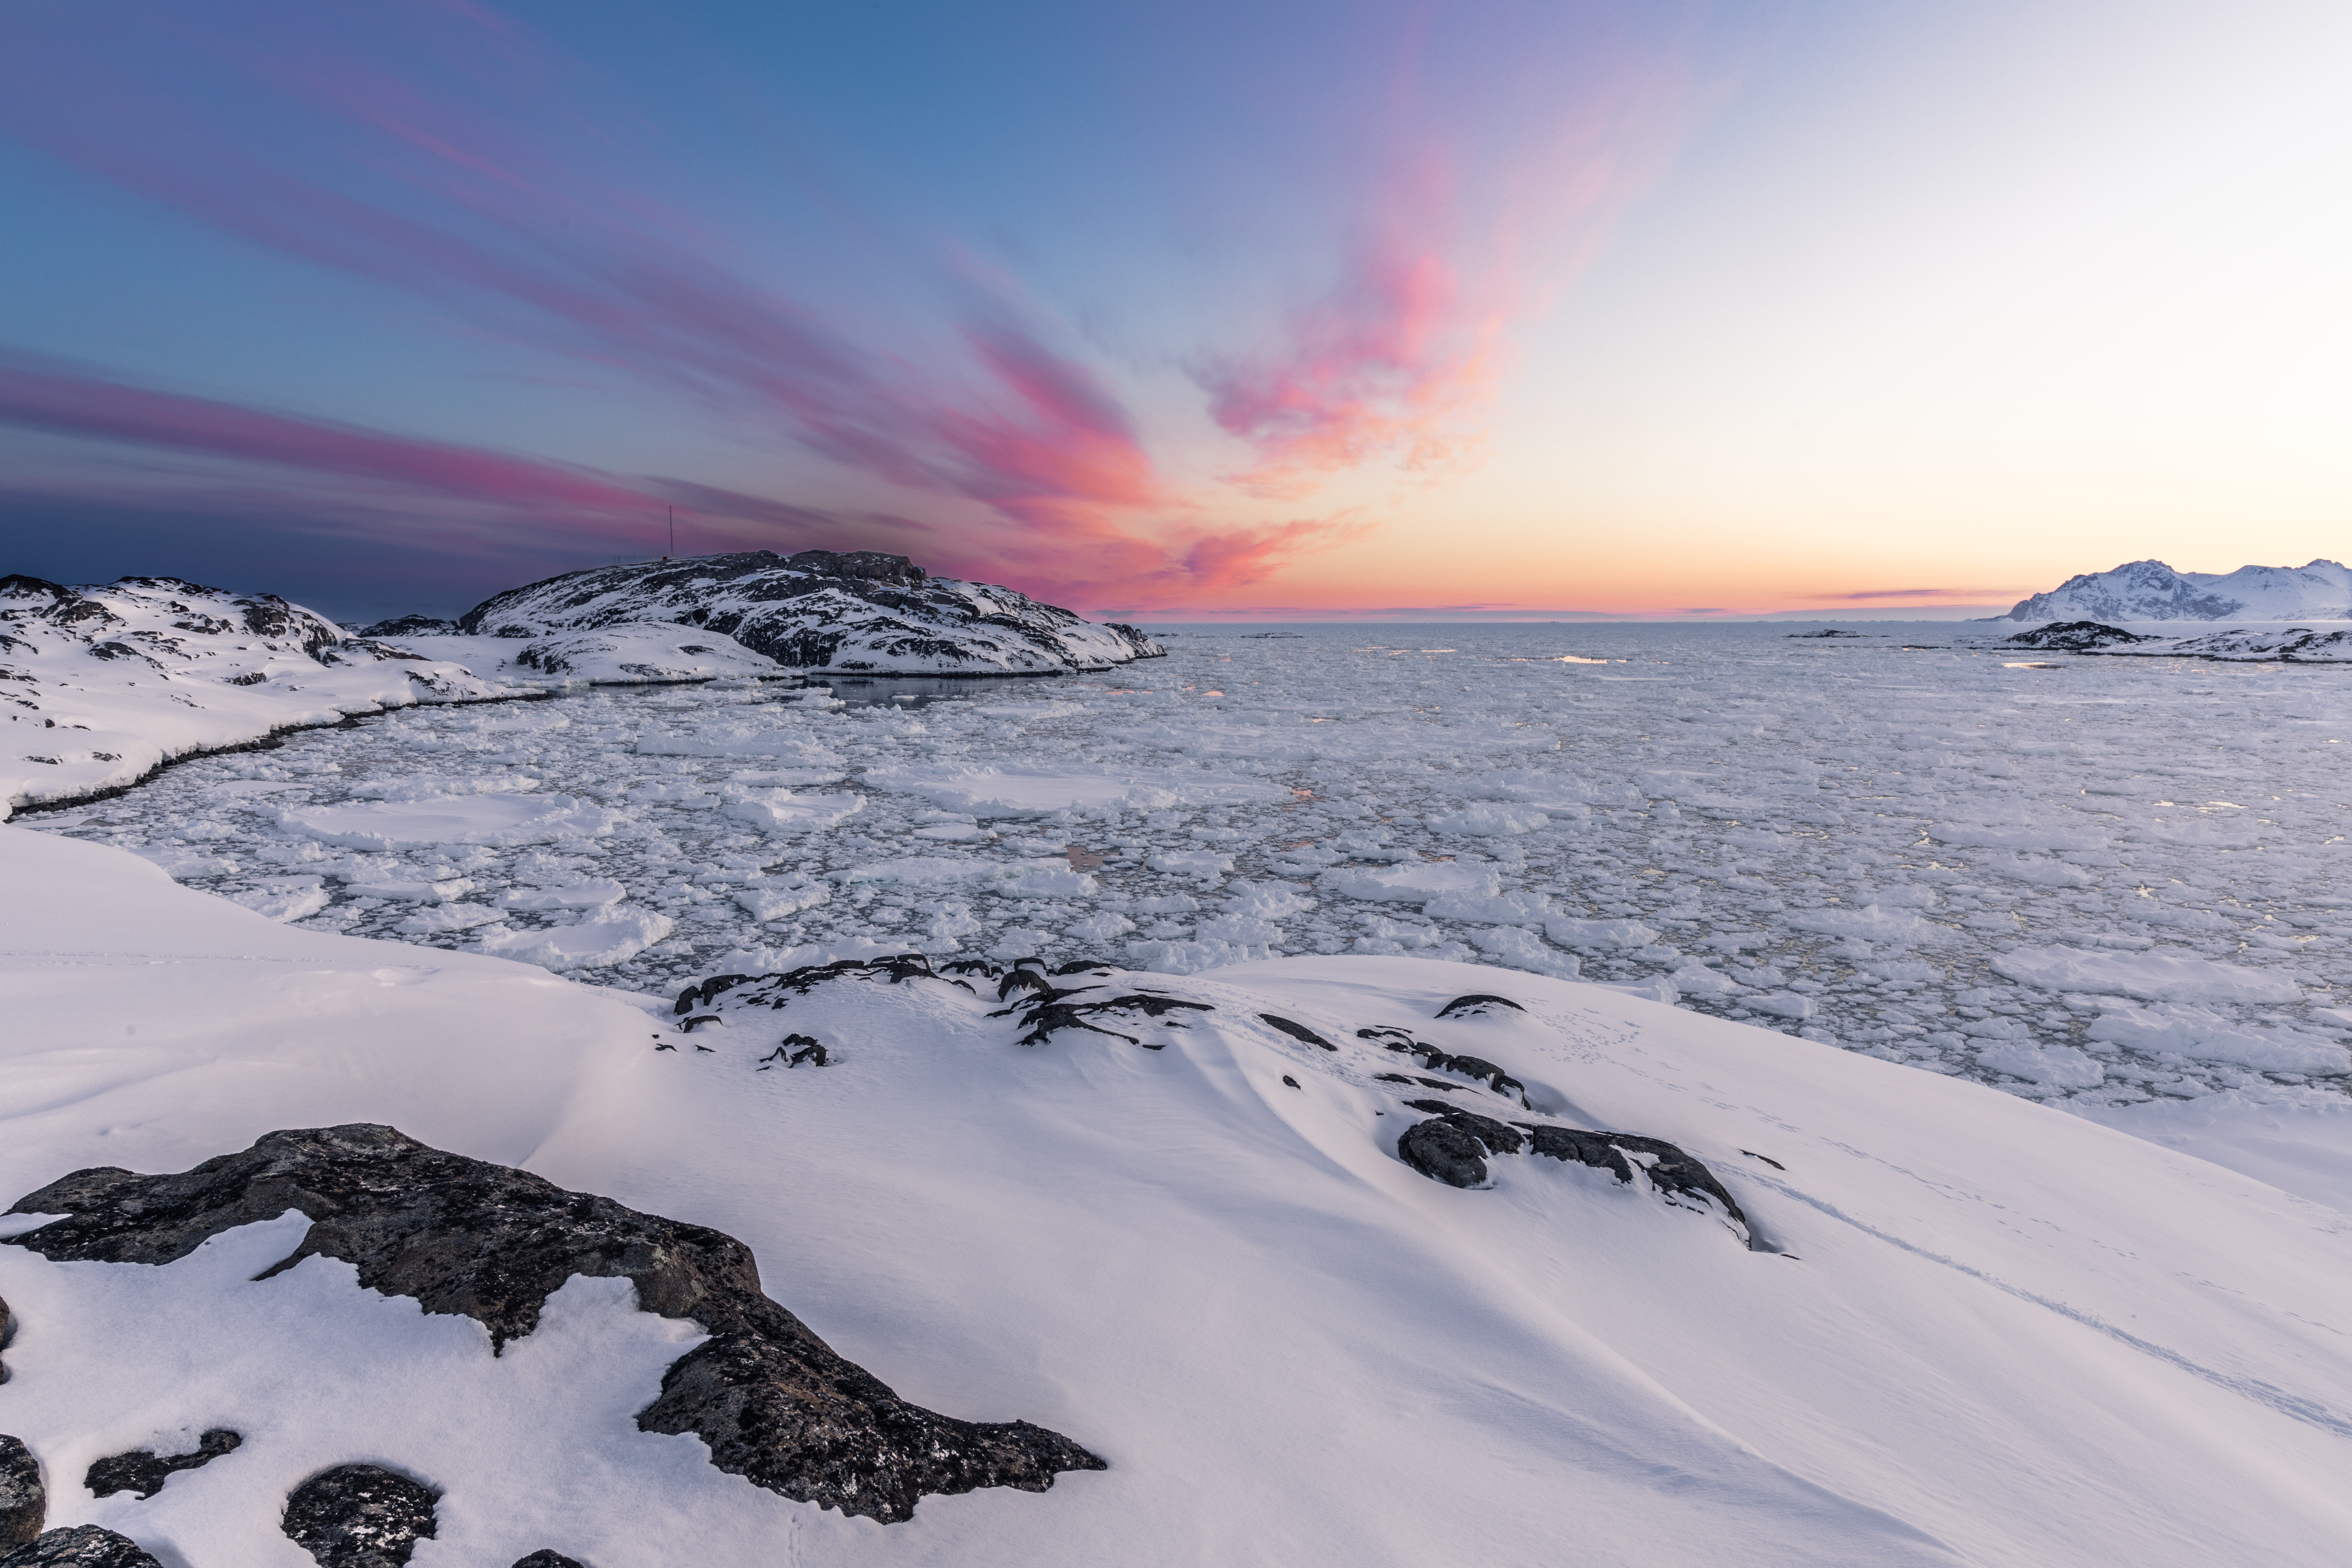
[29,621,2352,1118]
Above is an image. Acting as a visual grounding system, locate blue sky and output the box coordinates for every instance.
[1,0,2343,622]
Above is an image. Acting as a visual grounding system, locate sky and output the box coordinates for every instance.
[0,0,2346,624]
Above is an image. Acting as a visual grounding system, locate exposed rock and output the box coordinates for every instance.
[456,551,1162,675]
[756,1035,828,1068]
[5,1125,1102,1524]
[0,1526,161,1568]
[510,1555,585,1568]
[1,1292,12,1384]
[1396,1107,1523,1188]
[358,615,460,638]
[2000,621,2155,651]
[0,1436,41,1551]
[1257,1015,1335,1050]
[282,1464,438,1568]
[1434,994,1523,1019]
[1395,1103,1752,1243]
[1520,1128,1750,1238]
[1786,629,1864,638]
[1358,1028,1525,1102]
[1000,991,1215,1049]
[85,1430,242,1500]
[675,954,939,1015]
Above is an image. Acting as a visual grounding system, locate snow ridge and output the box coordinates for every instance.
[452,550,1164,676]
[2004,558,2352,622]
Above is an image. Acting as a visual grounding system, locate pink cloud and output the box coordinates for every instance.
[0,4,1714,614]
[1196,61,1704,501]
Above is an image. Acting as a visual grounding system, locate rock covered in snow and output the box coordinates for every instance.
[281,1464,438,1568]
[0,1528,160,1568]
[357,616,459,639]
[2002,558,2352,622]
[0,575,514,817]
[2142,626,2352,663]
[4,1124,1105,1524]
[2000,621,2156,651]
[454,550,1162,675]
[386,625,795,687]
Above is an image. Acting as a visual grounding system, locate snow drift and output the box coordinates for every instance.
[2,824,2348,1567]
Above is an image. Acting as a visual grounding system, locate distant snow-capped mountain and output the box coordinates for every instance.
[2002,558,2352,622]
[451,550,1163,675]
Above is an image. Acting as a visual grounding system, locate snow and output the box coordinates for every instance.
[865,764,1290,816]
[1992,946,2305,1004]
[394,625,791,686]
[2003,558,2352,622]
[277,793,619,850]
[447,549,1163,675]
[23,620,2352,1127]
[1,575,515,815]
[4,824,2351,1565]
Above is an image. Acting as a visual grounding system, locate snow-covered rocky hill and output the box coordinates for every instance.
[1,576,514,818]
[1,824,2347,1567]
[1995,620,2352,663]
[446,551,1163,676]
[2002,558,2352,622]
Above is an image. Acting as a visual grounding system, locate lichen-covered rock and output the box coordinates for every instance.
[0,1436,41,1551]
[85,1429,242,1499]
[5,1125,1103,1523]
[0,1525,161,1568]
[282,1465,438,1568]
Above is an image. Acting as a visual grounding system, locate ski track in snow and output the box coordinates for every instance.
[22,621,2352,1115]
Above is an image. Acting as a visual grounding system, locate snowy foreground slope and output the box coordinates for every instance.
[1,575,514,815]
[3,827,2349,1567]
[444,550,1163,676]
[2001,558,2352,622]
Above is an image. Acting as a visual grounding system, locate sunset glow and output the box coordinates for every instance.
[1,0,2344,621]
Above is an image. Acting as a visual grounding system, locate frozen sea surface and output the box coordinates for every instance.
[29,621,2352,1111]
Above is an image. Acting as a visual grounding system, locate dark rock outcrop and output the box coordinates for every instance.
[4,1126,1102,1524]
[1358,1027,1526,1102]
[358,615,460,639]
[2001,621,2155,652]
[455,551,1161,675]
[510,1555,586,1568]
[0,1436,40,1551]
[1521,1127,1750,1236]
[1434,994,1523,1019]
[282,1464,438,1568]
[0,1526,161,1568]
[1257,1015,1336,1050]
[85,1430,242,1500]
[1395,1103,1752,1243]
